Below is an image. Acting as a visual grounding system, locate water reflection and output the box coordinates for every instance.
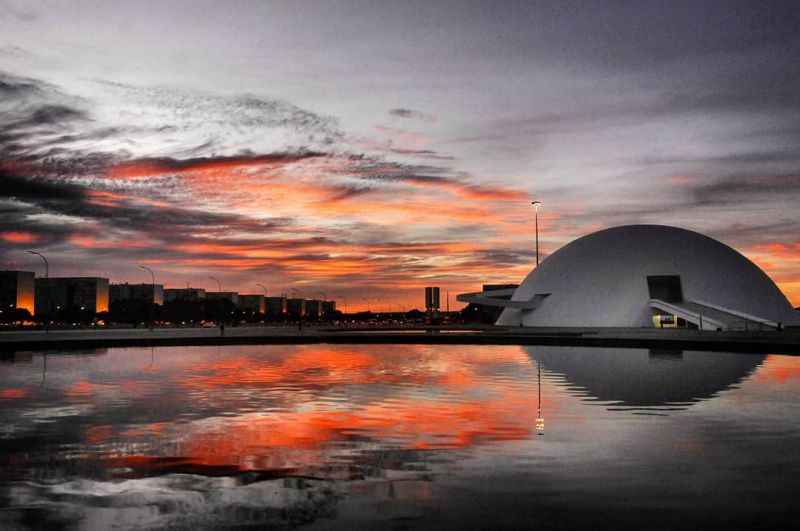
[526,346,765,411]
[0,345,798,530]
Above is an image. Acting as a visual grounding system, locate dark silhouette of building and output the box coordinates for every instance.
[110,283,164,305]
[321,300,336,316]
[425,287,440,310]
[239,294,265,314]
[286,298,305,318]
[206,291,240,306]
[0,270,35,315]
[164,288,206,302]
[305,299,322,319]
[265,296,287,318]
[35,277,109,316]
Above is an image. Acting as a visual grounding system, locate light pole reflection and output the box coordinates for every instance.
[536,360,544,435]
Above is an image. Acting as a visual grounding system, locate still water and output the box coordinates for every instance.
[1,344,798,530]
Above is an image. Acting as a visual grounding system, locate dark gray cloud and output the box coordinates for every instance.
[689,174,800,209]
[0,167,86,202]
[388,108,435,122]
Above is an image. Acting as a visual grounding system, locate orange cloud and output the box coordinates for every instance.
[0,231,40,244]
[0,388,29,399]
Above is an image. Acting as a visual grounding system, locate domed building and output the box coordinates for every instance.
[468,225,798,330]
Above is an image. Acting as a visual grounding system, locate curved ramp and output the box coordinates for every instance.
[649,299,779,331]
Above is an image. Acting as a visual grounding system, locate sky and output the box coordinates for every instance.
[1,0,799,310]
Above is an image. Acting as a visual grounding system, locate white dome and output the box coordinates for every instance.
[497,225,799,328]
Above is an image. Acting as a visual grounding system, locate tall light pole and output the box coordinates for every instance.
[26,250,49,330]
[138,265,155,290]
[138,265,156,330]
[209,276,222,292]
[26,250,48,278]
[531,201,542,267]
[256,283,268,296]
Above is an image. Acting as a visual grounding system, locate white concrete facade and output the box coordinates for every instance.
[497,225,799,328]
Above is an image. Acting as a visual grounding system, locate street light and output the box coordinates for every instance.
[531,201,542,267]
[138,265,156,330]
[26,250,48,277]
[138,265,155,288]
[209,276,222,292]
[26,251,49,329]
[256,283,268,296]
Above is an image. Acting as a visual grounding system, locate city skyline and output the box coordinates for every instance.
[2,1,800,311]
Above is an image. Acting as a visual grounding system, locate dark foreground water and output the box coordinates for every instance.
[1,344,798,530]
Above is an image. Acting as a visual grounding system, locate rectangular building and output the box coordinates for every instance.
[305,299,322,319]
[35,277,109,315]
[321,300,336,316]
[205,291,240,306]
[239,294,265,314]
[286,298,305,318]
[265,296,287,318]
[0,270,35,315]
[164,288,206,303]
[425,287,440,310]
[110,283,164,305]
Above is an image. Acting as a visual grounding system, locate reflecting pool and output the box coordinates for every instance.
[1,345,799,529]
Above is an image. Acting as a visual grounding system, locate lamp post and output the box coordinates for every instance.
[26,250,49,330]
[531,201,542,267]
[256,283,268,296]
[138,265,155,291]
[209,276,222,292]
[138,265,156,330]
[26,250,48,278]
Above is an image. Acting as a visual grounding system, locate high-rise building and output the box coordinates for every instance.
[0,270,35,315]
[206,292,240,306]
[35,277,109,315]
[110,283,164,305]
[286,298,305,318]
[239,294,265,314]
[305,299,322,319]
[164,288,206,302]
[321,300,336,316]
[265,296,287,318]
[425,287,440,310]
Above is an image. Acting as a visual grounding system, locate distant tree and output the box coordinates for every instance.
[405,309,425,320]
[352,311,374,321]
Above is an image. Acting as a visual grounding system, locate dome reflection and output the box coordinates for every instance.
[525,346,765,409]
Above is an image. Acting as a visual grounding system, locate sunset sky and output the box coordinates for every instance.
[2,0,799,310]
